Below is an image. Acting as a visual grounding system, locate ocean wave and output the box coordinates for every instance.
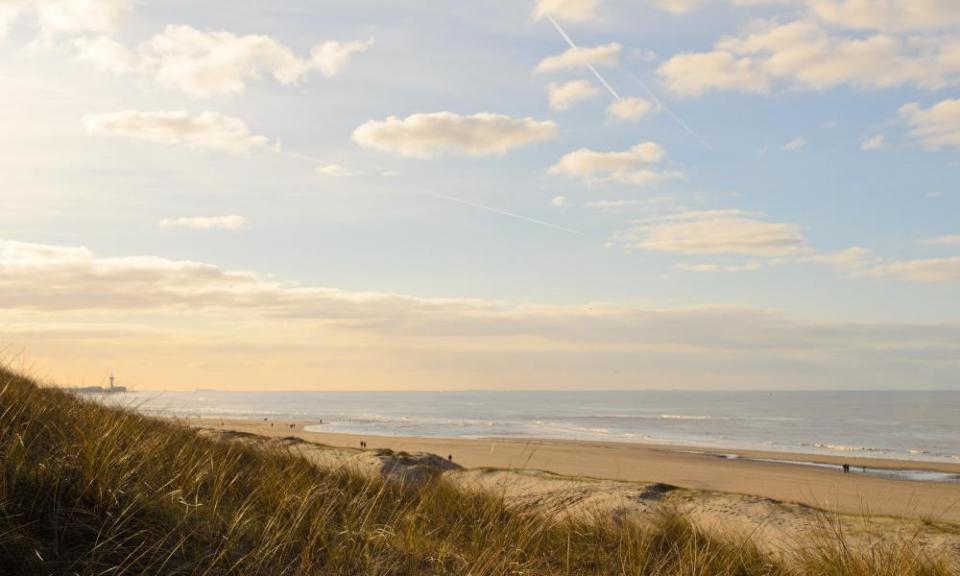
[660,414,711,420]
[814,443,885,453]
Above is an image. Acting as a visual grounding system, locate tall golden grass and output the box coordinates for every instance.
[0,367,954,575]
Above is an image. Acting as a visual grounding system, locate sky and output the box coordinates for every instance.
[1,0,958,391]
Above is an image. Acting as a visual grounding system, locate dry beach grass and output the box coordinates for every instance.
[1,367,957,575]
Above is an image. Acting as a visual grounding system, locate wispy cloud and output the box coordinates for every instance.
[159,216,249,230]
[809,0,960,32]
[922,234,960,246]
[3,239,958,390]
[675,261,761,273]
[658,20,960,97]
[782,137,807,151]
[864,257,960,283]
[4,0,132,45]
[84,110,269,154]
[861,134,886,150]
[802,247,877,270]
[352,112,558,158]
[899,99,960,150]
[549,142,681,186]
[615,210,808,256]
[315,163,353,177]
[75,24,373,98]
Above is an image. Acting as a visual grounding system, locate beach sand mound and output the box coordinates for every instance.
[374,448,463,487]
[197,427,462,488]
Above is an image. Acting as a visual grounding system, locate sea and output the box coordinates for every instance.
[102,389,960,466]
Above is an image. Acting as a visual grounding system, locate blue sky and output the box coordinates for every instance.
[1,0,958,390]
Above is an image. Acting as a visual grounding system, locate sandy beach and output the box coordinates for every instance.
[186,417,960,527]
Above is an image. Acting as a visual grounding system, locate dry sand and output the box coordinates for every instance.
[187,417,960,556]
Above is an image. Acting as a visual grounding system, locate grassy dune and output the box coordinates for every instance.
[0,367,954,575]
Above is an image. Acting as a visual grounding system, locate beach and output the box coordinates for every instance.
[188,417,960,526]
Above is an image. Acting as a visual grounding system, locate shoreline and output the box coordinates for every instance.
[175,413,960,473]
[183,417,960,525]
[103,389,960,466]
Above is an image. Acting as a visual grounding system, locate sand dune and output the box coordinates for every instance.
[191,418,960,558]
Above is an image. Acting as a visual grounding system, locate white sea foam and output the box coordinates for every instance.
[105,389,960,465]
[814,443,886,453]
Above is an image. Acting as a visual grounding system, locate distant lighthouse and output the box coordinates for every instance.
[71,372,126,395]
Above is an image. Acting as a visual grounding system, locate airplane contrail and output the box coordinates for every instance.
[546,16,621,100]
[432,193,586,236]
[629,74,713,150]
[544,16,712,151]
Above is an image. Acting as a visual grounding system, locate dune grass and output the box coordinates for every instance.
[0,367,955,575]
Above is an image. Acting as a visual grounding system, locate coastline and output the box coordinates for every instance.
[184,417,960,525]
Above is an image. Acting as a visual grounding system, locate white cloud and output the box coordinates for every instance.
[804,246,960,283]
[531,0,602,22]
[310,38,375,76]
[75,35,135,73]
[549,142,681,186]
[865,257,960,283]
[615,210,808,256]
[37,0,130,37]
[649,0,706,15]
[139,26,371,98]
[69,24,373,98]
[658,19,960,97]
[809,0,960,32]
[83,110,269,154]
[352,112,558,158]
[782,137,807,151]
[3,239,958,389]
[645,0,960,32]
[657,50,770,97]
[159,216,249,230]
[550,195,567,207]
[534,43,622,74]
[675,261,762,272]
[899,99,960,150]
[922,234,960,246]
[0,4,20,42]
[861,134,886,150]
[547,79,600,111]
[607,97,657,121]
[803,246,876,269]
[3,0,132,44]
[316,163,353,177]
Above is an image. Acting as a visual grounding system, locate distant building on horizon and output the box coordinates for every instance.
[72,373,128,395]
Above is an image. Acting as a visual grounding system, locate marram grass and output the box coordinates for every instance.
[0,367,954,575]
